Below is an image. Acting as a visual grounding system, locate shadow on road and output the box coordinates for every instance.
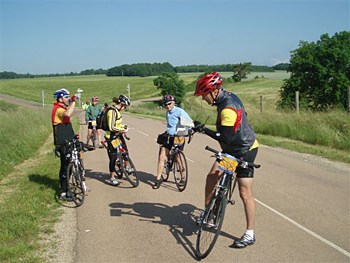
[109,201,199,259]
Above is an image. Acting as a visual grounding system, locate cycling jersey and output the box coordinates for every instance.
[166,106,193,136]
[104,105,126,140]
[51,102,75,147]
[205,89,258,156]
[85,104,102,122]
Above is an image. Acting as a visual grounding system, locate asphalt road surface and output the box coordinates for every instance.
[76,113,349,263]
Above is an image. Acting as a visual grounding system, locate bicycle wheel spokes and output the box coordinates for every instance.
[67,163,85,207]
[123,157,139,187]
[173,151,188,192]
[196,194,227,259]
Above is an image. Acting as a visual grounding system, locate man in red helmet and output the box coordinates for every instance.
[193,72,259,249]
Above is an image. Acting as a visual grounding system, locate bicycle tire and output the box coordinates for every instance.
[196,192,227,259]
[67,162,85,207]
[173,151,188,192]
[122,156,139,187]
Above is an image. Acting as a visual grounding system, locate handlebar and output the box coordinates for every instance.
[205,146,261,169]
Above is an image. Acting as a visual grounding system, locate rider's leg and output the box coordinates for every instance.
[97,129,102,147]
[204,161,222,206]
[86,128,92,146]
[238,178,255,231]
[156,146,169,181]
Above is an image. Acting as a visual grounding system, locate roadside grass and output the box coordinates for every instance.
[0,101,52,181]
[0,101,62,262]
[0,101,82,263]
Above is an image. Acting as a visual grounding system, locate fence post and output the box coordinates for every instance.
[295,91,299,114]
[260,95,263,114]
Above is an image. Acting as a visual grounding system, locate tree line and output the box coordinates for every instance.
[0,63,286,79]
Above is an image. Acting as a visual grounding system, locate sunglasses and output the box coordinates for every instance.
[63,95,70,99]
[164,102,172,107]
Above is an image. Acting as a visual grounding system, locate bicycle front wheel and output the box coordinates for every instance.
[173,151,188,192]
[67,163,85,207]
[196,193,227,259]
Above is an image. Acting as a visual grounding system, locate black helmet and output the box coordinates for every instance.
[118,94,130,106]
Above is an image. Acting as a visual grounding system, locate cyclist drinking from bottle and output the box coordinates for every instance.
[52,88,80,201]
[193,72,259,248]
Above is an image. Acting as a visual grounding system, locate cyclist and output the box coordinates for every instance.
[153,94,193,189]
[104,95,131,186]
[193,72,259,248]
[82,100,90,111]
[52,88,80,201]
[85,96,103,150]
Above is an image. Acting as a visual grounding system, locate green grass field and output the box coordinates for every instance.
[1,72,349,163]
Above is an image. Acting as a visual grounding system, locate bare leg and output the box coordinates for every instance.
[156,146,169,181]
[204,161,222,206]
[238,178,255,230]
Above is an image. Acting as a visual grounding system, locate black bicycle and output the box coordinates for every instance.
[62,135,86,207]
[195,146,260,259]
[161,129,196,192]
[110,132,139,187]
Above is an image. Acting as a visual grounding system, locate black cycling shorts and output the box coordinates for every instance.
[235,148,258,178]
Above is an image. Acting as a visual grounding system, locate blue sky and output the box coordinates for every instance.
[0,0,349,74]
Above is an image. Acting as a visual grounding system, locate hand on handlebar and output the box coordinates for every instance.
[193,120,205,133]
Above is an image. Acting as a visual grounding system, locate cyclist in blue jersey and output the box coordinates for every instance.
[153,95,193,189]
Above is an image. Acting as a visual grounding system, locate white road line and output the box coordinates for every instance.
[186,157,194,163]
[137,130,149,136]
[255,198,350,258]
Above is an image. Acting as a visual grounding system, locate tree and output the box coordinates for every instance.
[279,31,350,110]
[153,72,185,105]
[232,62,252,82]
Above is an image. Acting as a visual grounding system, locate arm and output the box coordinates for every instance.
[63,101,76,118]
[202,107,237,144]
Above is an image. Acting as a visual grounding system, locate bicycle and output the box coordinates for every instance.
[88,120,97,149]
[105,132,139,187]
[57,135,87,207]
[161,130,194,192]
[195,146,260,259]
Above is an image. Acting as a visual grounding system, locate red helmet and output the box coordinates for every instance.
[92,96,99,102]
[194,72,222,96]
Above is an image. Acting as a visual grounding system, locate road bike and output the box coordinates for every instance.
[195,146,260,259]
[57,135,87,207]
[106,132,139,187]
[88,120,97,149]
[161,131,194,192]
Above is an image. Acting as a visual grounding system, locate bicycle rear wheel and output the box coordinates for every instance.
[196,193,227,259]
[67,163,85,207]
[173,151,188,192]
[122,156,139,187]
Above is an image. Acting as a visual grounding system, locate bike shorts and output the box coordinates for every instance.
[161,135,174,150]
[234,148,258,178]
[88,122,96,130]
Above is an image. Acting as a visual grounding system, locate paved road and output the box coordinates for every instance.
[76,113,349,262]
